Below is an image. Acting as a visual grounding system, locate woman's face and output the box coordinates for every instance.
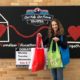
[51,21,58,32]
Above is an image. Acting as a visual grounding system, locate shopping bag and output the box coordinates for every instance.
[29,48,47,70]
[48,40,63,69]
[32,33,45,72]
[60,36,70,66]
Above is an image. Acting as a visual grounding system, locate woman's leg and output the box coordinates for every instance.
[56,68,63,80]
[50,68,57,80]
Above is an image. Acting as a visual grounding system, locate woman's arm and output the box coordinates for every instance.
[37,33,50,47]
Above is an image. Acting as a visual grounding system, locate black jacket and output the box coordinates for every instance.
[43,35,67,51]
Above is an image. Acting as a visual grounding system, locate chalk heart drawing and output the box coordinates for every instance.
[0,24,6,38]
[68,25,80,41]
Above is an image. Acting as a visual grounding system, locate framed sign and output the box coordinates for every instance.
[16,47,31,68]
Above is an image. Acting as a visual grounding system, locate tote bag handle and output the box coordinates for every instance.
[49,40,59,53]
[36,33,43,48]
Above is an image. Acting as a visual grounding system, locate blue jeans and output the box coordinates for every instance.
[50,68,63,80]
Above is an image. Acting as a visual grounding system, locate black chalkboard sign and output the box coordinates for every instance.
[0,6,80,58]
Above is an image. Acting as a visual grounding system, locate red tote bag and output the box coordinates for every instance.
[32,33,45,72]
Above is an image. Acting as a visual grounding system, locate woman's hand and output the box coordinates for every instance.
[37,33,42,37]
[52,37,60,42]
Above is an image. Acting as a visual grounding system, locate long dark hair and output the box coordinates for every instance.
[48,18,64,38]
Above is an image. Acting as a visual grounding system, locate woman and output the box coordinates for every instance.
[39,18,67,80]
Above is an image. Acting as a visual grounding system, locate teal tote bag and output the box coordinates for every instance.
[60,36,70,66]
